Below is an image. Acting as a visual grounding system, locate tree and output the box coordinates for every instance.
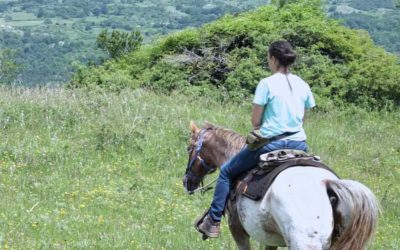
[93,7,101,17]
[271,0,293,8]
[96,29,143,59]
[271,0,321,9]
[37,8,45,18]
[44,18,53,25]
[4,15,12,21]
[100,4,108,15]
[0,49,19,84]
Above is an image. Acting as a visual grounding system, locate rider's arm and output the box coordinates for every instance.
[251,104,264,129]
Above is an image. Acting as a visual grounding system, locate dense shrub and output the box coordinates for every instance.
[69,0,400,110]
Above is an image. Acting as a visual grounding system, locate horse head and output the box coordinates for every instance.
[182,121,246,194]
[183,121,218,194]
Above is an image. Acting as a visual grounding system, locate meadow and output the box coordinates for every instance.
[0,87,398,249]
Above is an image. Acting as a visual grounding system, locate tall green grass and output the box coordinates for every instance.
[0,87,398,249]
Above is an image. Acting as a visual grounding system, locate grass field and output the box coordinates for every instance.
[9,12,37,21]
[5,20,43,27]
[0,87,398,249]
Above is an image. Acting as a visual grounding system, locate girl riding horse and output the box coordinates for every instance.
[197,40,316,237]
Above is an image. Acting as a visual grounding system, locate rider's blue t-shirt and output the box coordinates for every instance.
[253,72,315,141]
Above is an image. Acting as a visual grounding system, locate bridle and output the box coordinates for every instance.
[185,128,217,194]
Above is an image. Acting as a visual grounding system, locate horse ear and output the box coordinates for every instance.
[204,120,211,127]
[190,121,200,134]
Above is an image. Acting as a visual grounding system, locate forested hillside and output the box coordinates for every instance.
[0,0,268,85]
[1,0,400,85]
[326,0,400,53]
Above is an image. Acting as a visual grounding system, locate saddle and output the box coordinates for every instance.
[230,150,339,202]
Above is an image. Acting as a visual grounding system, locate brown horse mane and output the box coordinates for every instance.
[203,122,246,159]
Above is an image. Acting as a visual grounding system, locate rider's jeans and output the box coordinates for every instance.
[209,140,308,222]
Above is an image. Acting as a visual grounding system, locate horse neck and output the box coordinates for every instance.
[206,129,246,167]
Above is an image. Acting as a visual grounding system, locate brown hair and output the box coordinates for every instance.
[268,40,296,67]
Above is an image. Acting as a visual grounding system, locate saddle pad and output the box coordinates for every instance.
[235,158,339,201]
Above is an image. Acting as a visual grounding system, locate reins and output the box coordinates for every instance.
[187,176,218,195]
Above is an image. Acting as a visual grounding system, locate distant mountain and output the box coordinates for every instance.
[326,0,400,53]
[0,0,399,85]
[0,0,268,85]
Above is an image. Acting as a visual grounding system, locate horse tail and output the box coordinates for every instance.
[326,179,379,250]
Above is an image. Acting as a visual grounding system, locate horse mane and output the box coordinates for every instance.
[203,122,246,158]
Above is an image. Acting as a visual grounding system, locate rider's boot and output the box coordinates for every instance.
[197,214,220,238]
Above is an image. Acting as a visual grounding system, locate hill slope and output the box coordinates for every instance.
[1,0,400,85]
[0,87,398,248]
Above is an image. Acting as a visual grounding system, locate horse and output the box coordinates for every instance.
[183,121,379,250]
